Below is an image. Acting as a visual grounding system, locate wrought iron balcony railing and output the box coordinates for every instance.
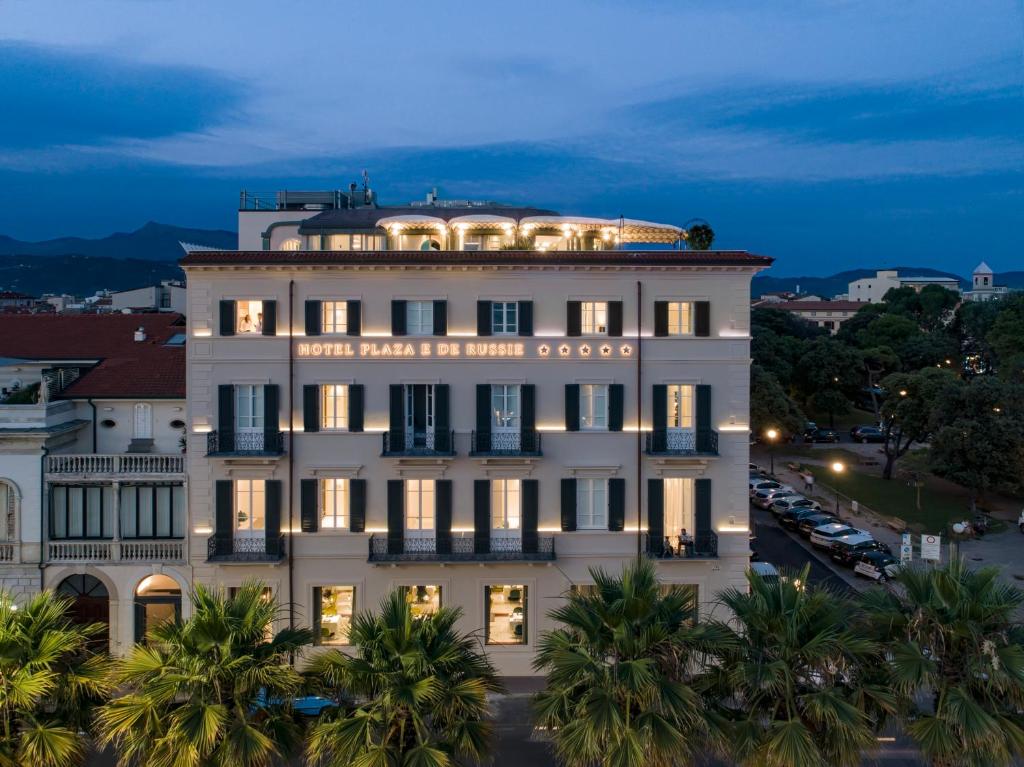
[206,535,286,562]
[469,430,542,457]
[644,429,719,456]
[368,533,555,563]
[381,430,455,457]
[206,430,285,457]
[644,531,718,559]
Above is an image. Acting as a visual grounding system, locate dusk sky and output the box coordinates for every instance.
[1,0,1021,275]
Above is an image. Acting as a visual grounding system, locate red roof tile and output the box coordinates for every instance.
[180,249,774,268]
[0,314,185,399]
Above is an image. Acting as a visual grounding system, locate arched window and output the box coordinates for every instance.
[57,574,110,646]
[134,574,182,642]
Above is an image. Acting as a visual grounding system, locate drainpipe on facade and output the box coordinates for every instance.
[635,280,643,560]
[88,398,97,451]
[38,445,49,587]
[287,279,296,633]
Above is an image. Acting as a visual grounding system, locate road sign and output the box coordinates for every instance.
[900,533,913,563]
[921,534,942,561]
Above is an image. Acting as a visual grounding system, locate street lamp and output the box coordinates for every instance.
[766,428,779,475]
[830,461,845,514]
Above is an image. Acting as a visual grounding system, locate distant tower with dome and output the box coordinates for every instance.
[964,261,1009,302]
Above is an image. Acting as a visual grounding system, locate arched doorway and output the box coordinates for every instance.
[134,574,181,642]
[57,574,110,645]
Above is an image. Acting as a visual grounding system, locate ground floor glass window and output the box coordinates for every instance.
[314,586,355,645]
[485,584,526,645]
[404,585,441,618]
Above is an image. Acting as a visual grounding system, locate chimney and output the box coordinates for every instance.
[134,326,146,342]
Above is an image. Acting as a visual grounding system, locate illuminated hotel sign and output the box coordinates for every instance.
[296,340,634,359]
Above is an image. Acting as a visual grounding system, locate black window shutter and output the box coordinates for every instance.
[609,384,624,432]
[347,300,361,336]
[219,300,236,336]
[608,301,624,337]
[522,384,536,437]
[265,480,282,556]
[436,480,452,555]
[214,480,233,540]
[518,301,533,336]
[564,384,580,431]
[608,478,625,531]
[560,478,577,532]
[303,385,320,433]
[477,301,492,336]
[349,479,366,533]
[652,384,667,452]
[695,479,712,537]
[305,300,321,336]
[263,384,279,446]
[300,479,318,533]
[388,385,404,446]
[387,480,404,554]
[696,384,712,452]
[434,384,450,452]
[262,300,277,336]
[567,301,582,337]
[474,479,490,554]
[648,479,664,553]
[391,300,407,336]
[522,479,539,553]
[654,301,669,337]
[348,384,364,432]
[433,300,447,336]
[312,587,323,644]
[475,384,491,453]
[695,301,711,337]
[218,385,234,446]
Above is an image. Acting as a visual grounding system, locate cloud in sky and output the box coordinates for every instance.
[0,0,1020,273]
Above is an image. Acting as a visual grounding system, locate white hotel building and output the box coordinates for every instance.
[182,188,771,676]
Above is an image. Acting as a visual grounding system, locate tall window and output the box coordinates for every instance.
[491,479,521,532]
[405,479,435,533]
[580,384,608,430]
[664,478,694,539]
[322,301,348,334]
[491,384,520,429]
[485,585,526,645]
[407,301,434,336]
[119,485,186,538]
[50,485,112,539]
[581,301,608,334]
[577,478,608,529]
[314,586,354,645]
[235,479,265,533]
[405,585,441,618]
[320,479,348,529]
[492,302,518,335]
[235,385,264,431]
[0,481,15,542]
[235,300,264,334]
[321,385,349,430]
[667,302,693,335]
[666,384,694,429]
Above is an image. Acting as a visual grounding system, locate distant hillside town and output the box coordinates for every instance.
[0,279,185,315]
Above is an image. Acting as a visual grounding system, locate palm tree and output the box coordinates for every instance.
[701,565,895,767]
[306,589,502,767]
[0,589,110,767]
[96,580,312,767]
[861,559,1024,767]
[534,559,725,767]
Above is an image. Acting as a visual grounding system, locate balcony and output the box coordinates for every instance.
[206,430,285,457]
[46,539,186,563]
[46,454,185,478]
[643,531,718,559]
[368,534,555,563]
[381,430,455,457]
[206,535,286,563]
[644,429,719,457]
[469,430,542,457]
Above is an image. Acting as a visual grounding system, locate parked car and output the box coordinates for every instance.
[752,488,798,509]
[809,523,860,549]
[749,479,783,496]
[851,425,885,443]
[750,562,780,583]
[797,513,841,538]
[804,428,840,443]
[830,536,892,566]
[853,551,902,581]
[770,496,820,516]
[780,507,830,531]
